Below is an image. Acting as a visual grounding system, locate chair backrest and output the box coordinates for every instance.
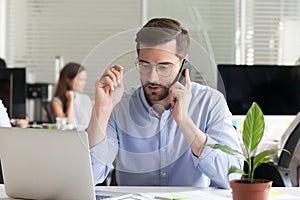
[42,101,56,123]
[278,111,300,186]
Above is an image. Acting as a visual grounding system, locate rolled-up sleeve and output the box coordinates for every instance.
[191,89,244,189]
[90,125,119,184]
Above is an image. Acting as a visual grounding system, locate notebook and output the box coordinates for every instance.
[0,127,131,200]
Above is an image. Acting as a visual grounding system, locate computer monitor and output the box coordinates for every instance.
[217,64,300,115]
[0,68,26,119]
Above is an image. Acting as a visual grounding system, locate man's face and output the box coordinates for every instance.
[138,40,182,106]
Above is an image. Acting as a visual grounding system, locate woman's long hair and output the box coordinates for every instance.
[54,62,86,112]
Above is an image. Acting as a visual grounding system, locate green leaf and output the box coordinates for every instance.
[253,148,291,171]
[252,149,279,171]
[242,102,265,156]
[207,144,246,160]
[227,166,246,176]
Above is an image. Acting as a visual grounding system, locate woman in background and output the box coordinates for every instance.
[51,62,92,131]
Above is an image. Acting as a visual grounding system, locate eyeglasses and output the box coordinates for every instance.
[135,58,182,77]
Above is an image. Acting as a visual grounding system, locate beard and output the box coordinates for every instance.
[142,82,171,105]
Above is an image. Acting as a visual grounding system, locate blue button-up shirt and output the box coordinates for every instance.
[90,82,243,188]
[0,100,11,127]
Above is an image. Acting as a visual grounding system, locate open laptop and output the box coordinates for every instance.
[0,127,131,200]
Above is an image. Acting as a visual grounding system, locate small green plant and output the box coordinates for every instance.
[208,102,283,183]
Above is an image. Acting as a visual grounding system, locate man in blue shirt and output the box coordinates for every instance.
[87,18,243,188]
[0,99,11,127]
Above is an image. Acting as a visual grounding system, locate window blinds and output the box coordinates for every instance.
[4,0,300,98]
[237,0,300,65]
[5,0,141,98]
[147,0,237,88]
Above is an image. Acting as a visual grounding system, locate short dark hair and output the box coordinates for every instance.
[0,57,7,68]
[135,18,190,59]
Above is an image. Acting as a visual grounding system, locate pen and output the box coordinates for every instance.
[154,195,189,200]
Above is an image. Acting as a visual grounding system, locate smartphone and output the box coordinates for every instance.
[173,59,191,85]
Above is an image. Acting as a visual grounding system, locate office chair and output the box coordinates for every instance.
[42,101,56,123]
[253,111,300,187]
[0,161,3,184]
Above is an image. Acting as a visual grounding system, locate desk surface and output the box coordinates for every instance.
[0,185,300,200]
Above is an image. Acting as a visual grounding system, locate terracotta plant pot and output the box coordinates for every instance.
[230,179,272,200]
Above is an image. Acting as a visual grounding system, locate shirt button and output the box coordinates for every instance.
[162,172,167,177]
[161,148,166,152]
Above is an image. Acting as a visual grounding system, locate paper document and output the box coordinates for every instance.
[138,190,230,200]
[269,190,300,200]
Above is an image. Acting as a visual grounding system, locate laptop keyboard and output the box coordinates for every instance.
[96,194,113,200]
[95,190,132,200]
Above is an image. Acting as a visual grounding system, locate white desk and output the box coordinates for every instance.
[0,185,300,200]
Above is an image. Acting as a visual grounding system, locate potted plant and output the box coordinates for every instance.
[208,102,284,200]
